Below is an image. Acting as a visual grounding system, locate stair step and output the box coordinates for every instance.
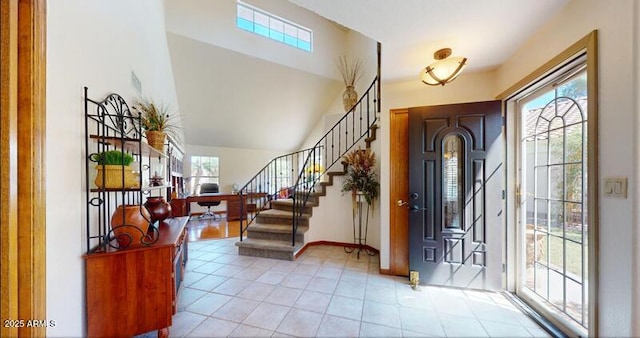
[256,209,310,225]
[249,222,308,234]
[270,199,314,214]
[247,223,307,241]
[235,238,302,261]
[292,191,322,204]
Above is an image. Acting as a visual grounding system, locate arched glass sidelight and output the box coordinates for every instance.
[442,134,463,229]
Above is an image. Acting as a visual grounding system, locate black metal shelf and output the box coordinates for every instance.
[84,87,160,252]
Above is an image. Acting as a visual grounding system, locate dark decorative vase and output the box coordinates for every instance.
[110,204,150,248]
[144,196,172,223]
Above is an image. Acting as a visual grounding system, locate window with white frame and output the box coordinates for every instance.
[236,1,312,52]
[189,156,219,194]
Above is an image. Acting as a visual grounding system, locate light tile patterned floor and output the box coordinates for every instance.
[165,237,551,337]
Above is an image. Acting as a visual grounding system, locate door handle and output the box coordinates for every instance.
[409,205,427,212]
[397,199,408,207]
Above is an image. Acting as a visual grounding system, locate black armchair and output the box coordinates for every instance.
[198,183,220,219]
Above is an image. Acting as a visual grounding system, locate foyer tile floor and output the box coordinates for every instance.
[167,237,551,337]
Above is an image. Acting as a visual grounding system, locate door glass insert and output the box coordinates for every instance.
[442,134,463,229]
[520,68,588,331]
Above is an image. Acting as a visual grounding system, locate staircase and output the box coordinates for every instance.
[235,76,380,260]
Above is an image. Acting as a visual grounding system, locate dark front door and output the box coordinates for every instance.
[408,101,503,290]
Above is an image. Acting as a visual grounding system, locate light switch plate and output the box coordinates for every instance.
[604,177,628,198]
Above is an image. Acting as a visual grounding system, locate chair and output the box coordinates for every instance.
[198,183,220,219]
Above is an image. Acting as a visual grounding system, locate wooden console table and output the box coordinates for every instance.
[84,216,189,337]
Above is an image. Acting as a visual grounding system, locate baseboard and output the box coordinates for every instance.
[379,268,392,275]
[294,240,379,258]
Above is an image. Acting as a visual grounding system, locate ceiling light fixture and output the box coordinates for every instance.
[420,48,467,86]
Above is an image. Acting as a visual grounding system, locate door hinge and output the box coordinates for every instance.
[515,184,522,207]
[502,263,506,273]
[502,190,505,200]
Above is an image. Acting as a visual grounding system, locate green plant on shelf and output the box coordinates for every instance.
[91,150,134,166]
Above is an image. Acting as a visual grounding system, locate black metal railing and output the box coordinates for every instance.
[291,76,379,246]
[238,146,323,241]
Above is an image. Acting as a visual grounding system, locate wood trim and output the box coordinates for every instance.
[379,268,392,275]
[585,31,599,337]
[389,109,409,276]
[496,32,597,100]
[0,0,46,336]
[1,1,19,337]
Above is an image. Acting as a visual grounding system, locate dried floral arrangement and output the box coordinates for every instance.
[341,147,379,206]
[337,55,366,87]
[131,99,180,138]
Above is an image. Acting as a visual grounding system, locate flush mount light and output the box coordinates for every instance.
[420,48,467,86]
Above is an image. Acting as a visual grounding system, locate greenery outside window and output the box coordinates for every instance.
[190,156,219,194]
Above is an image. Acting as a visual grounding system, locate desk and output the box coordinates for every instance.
[172,193,265,221]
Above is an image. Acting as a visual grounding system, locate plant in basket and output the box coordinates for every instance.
[132,98,180,152]
[91,150,138,189]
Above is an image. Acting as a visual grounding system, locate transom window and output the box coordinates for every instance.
[236,1,312,52]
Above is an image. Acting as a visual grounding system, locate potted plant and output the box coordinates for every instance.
[337,55,366,112]
[341,146,379,259]
[341,147,379,207]
[91,150,138,189]
[132,98,180,152]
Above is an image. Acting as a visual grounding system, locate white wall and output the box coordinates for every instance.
[165,0,347,80]
[46,0,180,336]
[378,70,499,269]
[495,1,638,336]
[185,144,282,213]
[299,29,379,150]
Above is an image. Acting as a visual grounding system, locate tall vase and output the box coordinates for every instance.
[110,204,151,248]
[342,85,358,112]
[144,196,172,223]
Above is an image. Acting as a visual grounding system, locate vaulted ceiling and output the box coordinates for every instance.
[165,0,569,151]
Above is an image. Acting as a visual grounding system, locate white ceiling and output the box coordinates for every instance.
[291,0,569,80]
[166,0,569,151]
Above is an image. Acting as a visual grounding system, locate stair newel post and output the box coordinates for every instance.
[292,192,296,246]
[366,90,370,139]
[239,190,244,241]
[273,159,278,200]
[313,149,317,189]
